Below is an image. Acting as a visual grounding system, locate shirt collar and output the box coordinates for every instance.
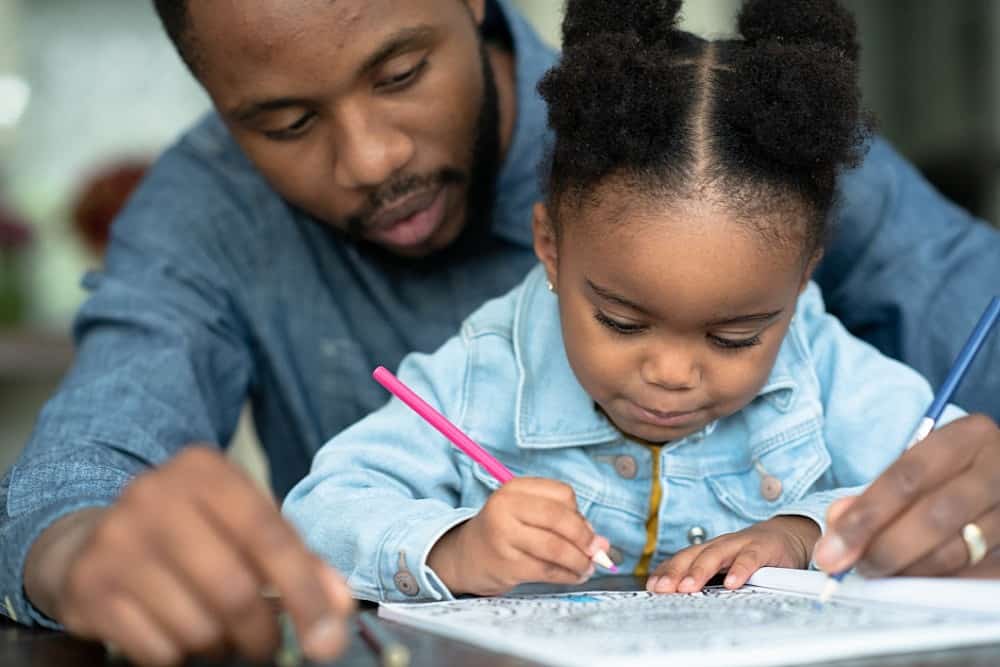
[511,266,804,449]
[488,0,558,249]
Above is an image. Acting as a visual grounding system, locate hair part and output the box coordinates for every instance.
[538,0,873,259]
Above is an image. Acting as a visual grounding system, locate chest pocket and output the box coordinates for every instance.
[704,419,830,521]
[460,456,598,517]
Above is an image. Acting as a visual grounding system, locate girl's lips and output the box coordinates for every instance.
[629,401,705,428]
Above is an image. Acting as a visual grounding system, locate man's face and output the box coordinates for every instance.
[187,0,492,257]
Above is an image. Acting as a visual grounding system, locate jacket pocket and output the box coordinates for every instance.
[461,457,597,516]
[704,419,830,521]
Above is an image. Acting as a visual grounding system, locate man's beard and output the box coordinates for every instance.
[345,40,502,260]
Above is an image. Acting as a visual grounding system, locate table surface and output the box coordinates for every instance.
[3,576,1000,667]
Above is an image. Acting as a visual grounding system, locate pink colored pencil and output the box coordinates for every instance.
[373,365,618,573]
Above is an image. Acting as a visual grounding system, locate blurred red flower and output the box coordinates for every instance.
[72,160,149,257]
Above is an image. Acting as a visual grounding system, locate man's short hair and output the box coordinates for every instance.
[152,1,200,74]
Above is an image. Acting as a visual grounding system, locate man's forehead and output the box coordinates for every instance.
[189,0,458,86]
[188,0,368,47]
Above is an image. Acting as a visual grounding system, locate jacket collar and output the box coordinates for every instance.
[511,266,803,449]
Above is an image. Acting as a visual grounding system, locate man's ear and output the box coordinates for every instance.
[532,202,559,290]
[799,249,824,294]
[465,0,486,25]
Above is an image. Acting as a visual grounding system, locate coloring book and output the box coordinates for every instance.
[379,567,1000,666]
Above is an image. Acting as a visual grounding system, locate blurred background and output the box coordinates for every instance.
[1,0,999,479]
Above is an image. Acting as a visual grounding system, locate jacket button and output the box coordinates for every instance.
[760,475,783,501]
[607,546,624,566]
[394,571,420,597]
[613,455,638,479]
[393,551,420,597]
[687,526,707,545]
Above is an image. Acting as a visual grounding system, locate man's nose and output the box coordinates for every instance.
[332,106,414,190]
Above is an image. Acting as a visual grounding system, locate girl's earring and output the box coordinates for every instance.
[547,280,556,293]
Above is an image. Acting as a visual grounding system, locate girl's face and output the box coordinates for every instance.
[533,187,814,445]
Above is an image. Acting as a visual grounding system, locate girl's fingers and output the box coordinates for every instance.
[510,524,594,578]
[511,545,594,585]
[647,545,706,594]
[723,547,773,589]
[675,541,743,593]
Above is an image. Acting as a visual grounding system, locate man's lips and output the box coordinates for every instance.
[369,187,441,231]
[364,186,448,249]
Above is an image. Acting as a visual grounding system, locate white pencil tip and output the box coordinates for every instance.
[592,549,616,571]
[817,578,839,604]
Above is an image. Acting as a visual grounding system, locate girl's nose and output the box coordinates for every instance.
[641,346,700,391]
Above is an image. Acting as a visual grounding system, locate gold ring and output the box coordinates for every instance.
[962,522,987,566]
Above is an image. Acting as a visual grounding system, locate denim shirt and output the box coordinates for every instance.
[283,266,964,603]
[2,0,999,627]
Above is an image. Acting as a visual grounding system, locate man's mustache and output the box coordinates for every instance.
[346,169,466,237]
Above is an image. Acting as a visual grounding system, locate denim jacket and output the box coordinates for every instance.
[283,266,964,603]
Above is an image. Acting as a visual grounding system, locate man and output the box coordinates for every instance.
[1,0,998,665]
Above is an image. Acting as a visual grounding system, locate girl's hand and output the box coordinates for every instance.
[646,515,820,594]
[427,477,609,596]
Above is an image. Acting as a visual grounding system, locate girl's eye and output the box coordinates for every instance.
[378,58,429,90]
[708,333,762,351]
[595,311,647,335]
[264,113,316,141]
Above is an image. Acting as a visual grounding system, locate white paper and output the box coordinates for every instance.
[379,568,1000,667]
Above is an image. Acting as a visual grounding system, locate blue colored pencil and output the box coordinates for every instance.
[818,296,1000,604]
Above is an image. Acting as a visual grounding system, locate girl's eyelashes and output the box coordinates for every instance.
[594,309,764,349]
[594,311,647,335]
[708,333,762,350]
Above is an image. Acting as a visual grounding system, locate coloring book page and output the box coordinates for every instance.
[378,568,1000,667]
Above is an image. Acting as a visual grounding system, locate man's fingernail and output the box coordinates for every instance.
[680,576,697,591]
[724,574,737,588]
[646,576,659,592]
[656,577,673,593]
[815,534,847,566]
[303,616,344,659]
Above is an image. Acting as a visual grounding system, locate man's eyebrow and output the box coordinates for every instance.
[705,309,784,327]
[360,24,436,74]
[228,25,437,123]
[230,97,311,123]
[586,280,651,315]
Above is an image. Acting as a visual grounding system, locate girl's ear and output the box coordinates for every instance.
[799,249,824,294]
[465,0,486,25]
[532,202,559,289]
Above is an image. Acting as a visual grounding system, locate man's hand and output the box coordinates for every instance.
[646,515,820,594]
[814,414,1000,578]
[427,478,609,596]
[23,446,354,666]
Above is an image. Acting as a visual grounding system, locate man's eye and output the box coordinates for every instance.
[378,58,428,90]
[263,113,315,141]
[594,311,646,335]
